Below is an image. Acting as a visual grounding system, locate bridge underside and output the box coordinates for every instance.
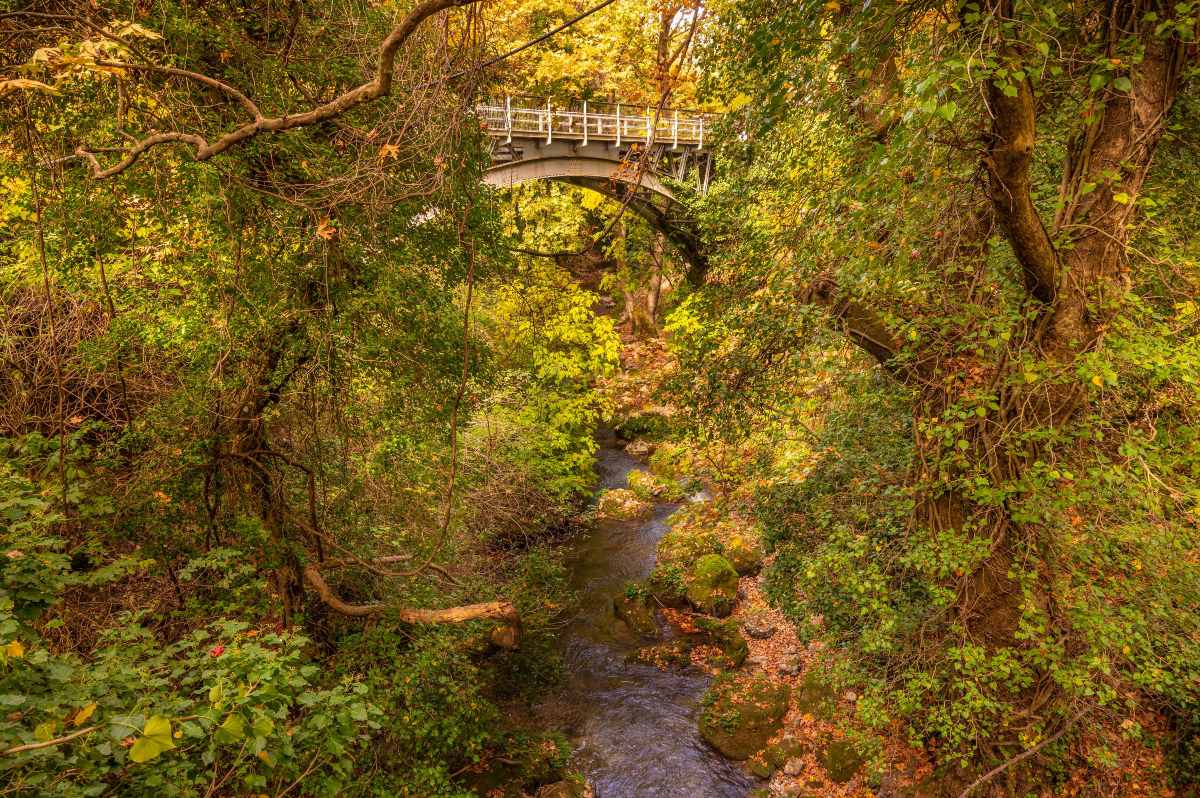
[483,139,709,283]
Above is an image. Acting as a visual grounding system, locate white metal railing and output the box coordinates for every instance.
[477,97,712,149]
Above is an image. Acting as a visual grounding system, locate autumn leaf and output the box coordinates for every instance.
[379,143,400,160]
[315,219,337,241]
[73,702,98,727]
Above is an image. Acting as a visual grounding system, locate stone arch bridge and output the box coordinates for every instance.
[476,97,716,282]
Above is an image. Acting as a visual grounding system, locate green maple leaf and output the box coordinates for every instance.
[128,715,175,763]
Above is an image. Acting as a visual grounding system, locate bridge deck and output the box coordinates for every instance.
[477,98,713,148]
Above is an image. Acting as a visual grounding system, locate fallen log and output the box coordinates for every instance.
[302,564,521,648]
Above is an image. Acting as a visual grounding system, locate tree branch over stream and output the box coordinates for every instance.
[63,0,485,178]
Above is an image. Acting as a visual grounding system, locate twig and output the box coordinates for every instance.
[2,726,99,756]
[956,706,1089,798]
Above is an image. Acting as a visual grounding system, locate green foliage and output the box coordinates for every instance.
[476,260,619,497]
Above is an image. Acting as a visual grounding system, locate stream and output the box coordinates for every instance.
[535,430,752,798]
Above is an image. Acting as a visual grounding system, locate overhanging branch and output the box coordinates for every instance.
[74,0,483,178]
[301,564,521,648]
[800,274,908,380]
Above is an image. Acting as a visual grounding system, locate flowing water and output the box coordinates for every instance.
[535,431,752,798]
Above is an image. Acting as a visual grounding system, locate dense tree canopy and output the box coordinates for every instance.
[1,0,1197,796]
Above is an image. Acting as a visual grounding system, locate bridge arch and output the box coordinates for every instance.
[478,99,714,284]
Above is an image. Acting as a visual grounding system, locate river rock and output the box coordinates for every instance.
[699,673,791,760]
[624,439,655,459]
[724,532,763,575]
[626,468,664,499]
[746,733,807,779]
[646,564,689,607]
[820,738,866,783]
[794,670,837,720]
[614,592,658,639]
[742,615,777,640]
[694,615,748,667]
[657,518,763,577]
[536,779,592,798]
[685,554,739,617]
[595,488,653,521]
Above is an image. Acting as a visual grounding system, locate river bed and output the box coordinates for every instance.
[533,431,752,798]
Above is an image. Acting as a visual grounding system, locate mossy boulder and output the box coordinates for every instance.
[694,616,748,667]
[614,592,658,639]
[794,670,837,721]
[699,674,791,760]
[685,554,739,617]
[647,564,688,607]
[820,738,865,783]
[658,524,719,571]
[595,488,652,521]
[626,469,664,500]
[624,439,655,459]
[748,735,810,778]
[658,518,763,577]
[724,532,763,575]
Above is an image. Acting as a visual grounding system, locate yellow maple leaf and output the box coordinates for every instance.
[379,143,400,160]
[74,702,97,726]
[5,640,25,659]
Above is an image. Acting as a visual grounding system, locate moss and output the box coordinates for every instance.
[820,738,865,783]
[694,616,749,667]
[699,674,791,760]
[595,488,652,521]
[647,564,688,606]
[795,670,838,721]
[626,468,664,500]
[613,592,658,639]
[746,750,775,779]
[724,532,763,575]
[686,553,739,617]
[764,735,809,768]
[658,517,762,577]
[658,523,720,571]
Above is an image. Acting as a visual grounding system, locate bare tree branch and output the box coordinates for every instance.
[301,564,521,647]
